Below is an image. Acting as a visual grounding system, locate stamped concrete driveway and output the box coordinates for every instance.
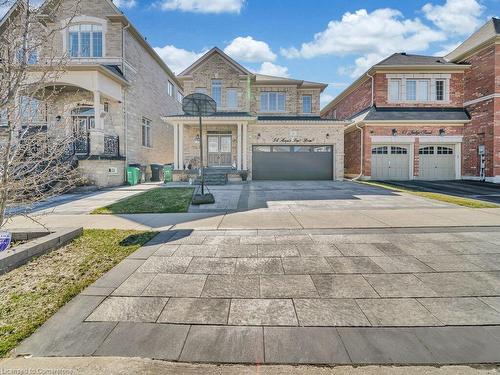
[17,226,500,365]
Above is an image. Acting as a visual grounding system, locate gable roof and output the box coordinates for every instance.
[254,73,327,90]
[446,17,500,62]
[178,47,253,77]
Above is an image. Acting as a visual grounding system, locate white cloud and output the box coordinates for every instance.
[434,42,462,56]
[320,93,335,108]
[224,36,276,62]
[422,0,484,35]
[281,8,445,59]
[113,0,137,9]
[258,62,289,77]
[159,0,244,14]
[153,45,205,74]
[281,8,446,78]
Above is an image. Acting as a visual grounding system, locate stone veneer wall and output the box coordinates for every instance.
[247,123,344,180]
[78,159,125,187]
[123,28,182,171]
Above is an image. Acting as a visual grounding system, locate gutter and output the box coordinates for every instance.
[351,72,374,181]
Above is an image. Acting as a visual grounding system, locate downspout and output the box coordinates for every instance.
[122,22,131,180]
[351,71,373,181]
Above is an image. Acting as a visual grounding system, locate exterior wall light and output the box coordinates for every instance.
[257,133,261,138]
[391,128,397,136]
[194,134,200,144]
[326,133,330,139]
[439,128,445,136]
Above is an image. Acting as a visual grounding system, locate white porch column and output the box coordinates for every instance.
[90,90,104,155]
[242,123,248,170]
[93,91,102,130]
[173,123,179,170]
[178,123,184,169]
[237,123,242,170]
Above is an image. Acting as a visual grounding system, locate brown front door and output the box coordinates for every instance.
[207,135,232,166]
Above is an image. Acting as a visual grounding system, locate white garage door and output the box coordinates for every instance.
[419,145,456,180]
[371,145,410,180]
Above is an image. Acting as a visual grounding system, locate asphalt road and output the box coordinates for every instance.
[385,180,500,204]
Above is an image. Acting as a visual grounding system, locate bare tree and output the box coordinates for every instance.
[0,0,82,228]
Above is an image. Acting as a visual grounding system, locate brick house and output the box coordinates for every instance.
[0,0,182,187]
[164,48,347,181]
[322,17,500,183]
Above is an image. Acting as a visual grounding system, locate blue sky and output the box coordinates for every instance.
[22,0,500,106]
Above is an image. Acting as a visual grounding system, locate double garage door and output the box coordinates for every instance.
[371,144,455,180]
[252,145,333,180]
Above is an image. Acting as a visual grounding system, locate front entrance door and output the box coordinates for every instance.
[208,135,232,166]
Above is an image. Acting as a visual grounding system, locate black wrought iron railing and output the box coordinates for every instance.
[104,135,120,157]
[73,133,90,155]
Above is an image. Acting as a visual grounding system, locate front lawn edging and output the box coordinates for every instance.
[0,228,83,275]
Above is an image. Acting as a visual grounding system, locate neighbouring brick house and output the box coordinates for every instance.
[164,48,347,181]
[322,17,500,183]
[1,0,182,187]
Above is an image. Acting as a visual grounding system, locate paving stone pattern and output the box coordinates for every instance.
[16,228,500,364]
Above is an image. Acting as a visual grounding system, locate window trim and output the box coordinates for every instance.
[62,16,107,58]
[388,76,450,103]
[141,117,152,148]
[68,23,104,58]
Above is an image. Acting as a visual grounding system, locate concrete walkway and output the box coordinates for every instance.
[15,226,500,365]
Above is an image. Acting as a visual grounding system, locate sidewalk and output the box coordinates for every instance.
[5,207,500,231]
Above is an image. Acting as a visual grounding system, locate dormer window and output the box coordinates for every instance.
[69,24,103,57]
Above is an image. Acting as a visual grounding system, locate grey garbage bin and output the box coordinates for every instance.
[150,164,163,182]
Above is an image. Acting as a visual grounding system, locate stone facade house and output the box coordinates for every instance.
[165,48,347,181]
[1,0,182,187]
[322,17,500,183]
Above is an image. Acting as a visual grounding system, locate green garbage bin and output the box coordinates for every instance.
[163,165,173,183]
[127,167,140,186]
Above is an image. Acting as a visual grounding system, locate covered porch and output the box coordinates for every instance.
[166,114,255,172]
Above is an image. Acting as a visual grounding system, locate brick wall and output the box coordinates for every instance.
[344,129,361,176]
[322,78,372,120]
[462,44,498,178]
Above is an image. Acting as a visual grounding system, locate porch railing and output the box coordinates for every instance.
[104,135,120,157]
[73,133,90,156]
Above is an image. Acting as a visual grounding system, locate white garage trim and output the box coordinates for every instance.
[419,136,463,143]
[371,136,416,143]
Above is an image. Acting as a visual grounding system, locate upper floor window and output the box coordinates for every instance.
[141,117,152,148]
[211,80,221,107]
[388,79,401,102]
[69,24,103,58]
[260,92,285,112]
[389,77,448,103]
[167,81,174,96]
[226,88,238,109]
[19,96,40,123]
[302,95,312,113]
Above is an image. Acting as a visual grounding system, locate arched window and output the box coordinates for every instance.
[69,24,103,57]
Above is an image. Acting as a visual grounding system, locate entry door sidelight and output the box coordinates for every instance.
[208,135,232,166]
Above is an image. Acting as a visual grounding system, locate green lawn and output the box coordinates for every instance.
[360,181,499,208]
[92,187,194,214]
[0,229,157,357]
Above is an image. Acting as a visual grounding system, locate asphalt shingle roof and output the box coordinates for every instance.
[376,53,459,66]
[363,107,470,121]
